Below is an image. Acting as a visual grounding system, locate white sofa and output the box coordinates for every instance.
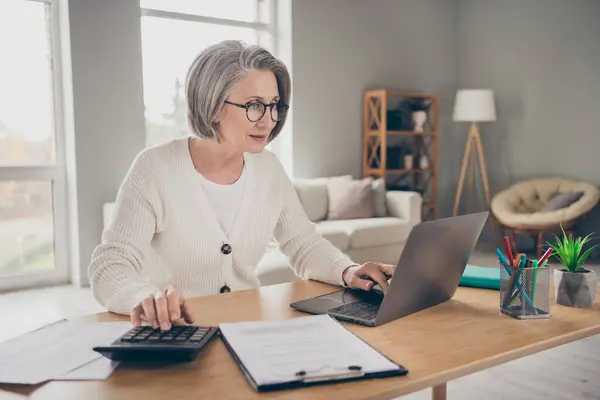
[102,177,422,286]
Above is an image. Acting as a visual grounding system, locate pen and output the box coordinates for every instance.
[519,254,527,268]
[538,248,553,265]
[515,253,523,268]
[495,248,510,266]
[531,259,539,303]
[503,237,515,266]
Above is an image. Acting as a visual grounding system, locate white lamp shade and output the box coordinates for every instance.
[453,89,496,122]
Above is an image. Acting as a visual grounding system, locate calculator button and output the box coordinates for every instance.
[189,334,206,343]
[136,331,153,341]
[147,333,163,342]
[160,334,176,342]
[177,331,193,340]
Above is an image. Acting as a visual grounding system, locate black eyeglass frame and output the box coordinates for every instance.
[223,100,289,122]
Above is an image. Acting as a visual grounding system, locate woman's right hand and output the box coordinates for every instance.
[131,284,195,330]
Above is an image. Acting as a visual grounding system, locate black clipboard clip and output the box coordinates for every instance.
[294,365,364,383]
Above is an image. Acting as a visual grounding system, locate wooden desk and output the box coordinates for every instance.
[2,280,600,400]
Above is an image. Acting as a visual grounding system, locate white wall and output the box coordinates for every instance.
[61,0,146,285]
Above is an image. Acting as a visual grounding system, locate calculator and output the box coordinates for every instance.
[93,324,219,362]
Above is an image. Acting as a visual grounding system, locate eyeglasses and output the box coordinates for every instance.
[224,100,289,122]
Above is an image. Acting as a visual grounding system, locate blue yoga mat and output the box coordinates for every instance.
[459,265,501,290]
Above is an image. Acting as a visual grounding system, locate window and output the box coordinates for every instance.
[0,0,68,290]
[140,0,275,148]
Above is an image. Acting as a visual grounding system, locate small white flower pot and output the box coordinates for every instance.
[412,111,427,132]
[554,268,597,307]
[403,155,414,169]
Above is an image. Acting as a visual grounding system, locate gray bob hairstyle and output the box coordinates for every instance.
[185,40,291,143]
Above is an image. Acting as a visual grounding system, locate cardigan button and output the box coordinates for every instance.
[221,243,232,255]
[220,285,231,293]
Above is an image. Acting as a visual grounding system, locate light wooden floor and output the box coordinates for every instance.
[1,250,599,399]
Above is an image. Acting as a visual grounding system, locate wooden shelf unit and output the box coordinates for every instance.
[362,89,439,221]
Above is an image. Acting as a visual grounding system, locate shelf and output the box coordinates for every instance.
[363,89,439,221]
[387,168,433,174]
[386,91,437,99]
[368,130,437,136]
[367,130,437,136]
[387,130,437,136]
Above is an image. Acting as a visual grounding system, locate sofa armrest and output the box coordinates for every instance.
[385,191,422,226]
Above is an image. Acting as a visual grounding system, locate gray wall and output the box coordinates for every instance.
[457,0,600,244]
[291,0,460,219]
[62,0,146,285]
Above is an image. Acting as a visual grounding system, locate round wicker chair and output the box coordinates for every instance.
[491,177,600,257]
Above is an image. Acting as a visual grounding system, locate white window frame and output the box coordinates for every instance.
[140,0,293,176]
[0,0,69,291]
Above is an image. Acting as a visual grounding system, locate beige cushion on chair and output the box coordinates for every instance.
[491,177,600,229]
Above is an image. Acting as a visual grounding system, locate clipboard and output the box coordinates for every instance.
[218,315,408,392]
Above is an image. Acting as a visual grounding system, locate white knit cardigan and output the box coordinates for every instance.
[88,137,354,314]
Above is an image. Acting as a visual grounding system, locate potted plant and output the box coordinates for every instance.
[546,225,598,307]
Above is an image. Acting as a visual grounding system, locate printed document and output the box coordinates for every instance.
[219,314,400,386]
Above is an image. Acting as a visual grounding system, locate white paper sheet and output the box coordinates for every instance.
[0,321,130,384]
[218,314,400,386]
[56,356,120,381]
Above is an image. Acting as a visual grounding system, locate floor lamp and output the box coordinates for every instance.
[452,89,496,220]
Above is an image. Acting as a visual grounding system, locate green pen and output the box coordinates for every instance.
[531,259,539,304]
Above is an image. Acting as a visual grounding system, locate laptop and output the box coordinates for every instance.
[290,212,488,327]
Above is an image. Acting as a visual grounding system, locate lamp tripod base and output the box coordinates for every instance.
[453,123,496,234]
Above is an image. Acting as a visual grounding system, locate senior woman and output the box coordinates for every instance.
[88,40,395,331]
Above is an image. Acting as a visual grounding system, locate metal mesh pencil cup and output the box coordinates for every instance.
[499,262,551,319]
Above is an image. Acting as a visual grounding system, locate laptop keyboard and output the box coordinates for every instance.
[328,302,380,320]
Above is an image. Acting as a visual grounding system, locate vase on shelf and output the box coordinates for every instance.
[403,154,414,169]
[412,111,428,132]
[419,155,430,169]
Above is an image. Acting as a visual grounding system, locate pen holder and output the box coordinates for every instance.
[499,262,550,320]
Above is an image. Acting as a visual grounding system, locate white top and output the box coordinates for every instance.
[88,137,354,315]
[196,165,247,236]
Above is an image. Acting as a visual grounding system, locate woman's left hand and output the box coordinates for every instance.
[342,262,395,294]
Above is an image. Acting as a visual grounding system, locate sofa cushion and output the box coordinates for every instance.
[293,175,351,222]
[372,178,388,217]
[316,217,411,249]
[326,177,375,220]
[315,224,351,251]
